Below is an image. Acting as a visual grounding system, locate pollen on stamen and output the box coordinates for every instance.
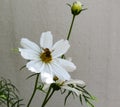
[40,48,52,63]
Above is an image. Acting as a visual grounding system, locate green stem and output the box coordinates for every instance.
[61,15,76,58]
[41,85,52,107]
[43,89,55,106]
[27,73,40,107]
[67,15,76,41]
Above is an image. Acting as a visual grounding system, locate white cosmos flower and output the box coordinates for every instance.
[43,77,86,96]
[19,31,76,82]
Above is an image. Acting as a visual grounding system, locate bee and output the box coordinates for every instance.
[43,48,51,57]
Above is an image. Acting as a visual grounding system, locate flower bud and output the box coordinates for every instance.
[71,1,82,15]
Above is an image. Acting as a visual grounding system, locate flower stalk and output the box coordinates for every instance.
[41,85,55,107]
[27,73,40,107]
[41,85,52,107]
[67,15,76,41]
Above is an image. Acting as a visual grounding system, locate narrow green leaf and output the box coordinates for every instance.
[26,73,38,80]
[19,65,26,71]
[11,99,24,107]
[83,94,95,107]
[0,77,24,106]
[79,94,83,105]
[86,100,94,107]
[66,3,71,7]
[64,91,72,105]
[60,89,66,94]
[11,48,19,53]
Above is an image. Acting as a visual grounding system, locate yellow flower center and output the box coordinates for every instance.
[40,48,52,63]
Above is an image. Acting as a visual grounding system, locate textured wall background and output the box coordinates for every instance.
[0,0,120,107]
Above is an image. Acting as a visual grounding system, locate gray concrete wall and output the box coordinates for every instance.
[0,0,120,107]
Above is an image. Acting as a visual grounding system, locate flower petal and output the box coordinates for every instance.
[20,38,41,52]
[62,86,82,96]
[49,61,71,81]
[41,72,54,84]
[40,31,53,49]
[19,48,39,60]
[52,39,70,58]
[64,79,85,87]
[26,60,43,73]
[55,58,76,72]
[41,64,54,84]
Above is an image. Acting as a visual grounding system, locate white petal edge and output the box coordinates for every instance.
[40,31,53,49]
[64,79,85,87]
[20,38,41,52]
[41,64,54,83]
[56,58,76,72]
[19,48,40,60]
[52,39,70,58]
[41,72,54,84]
[62,86,82,96]
[26,60,43,73]
[49,61,71,81]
